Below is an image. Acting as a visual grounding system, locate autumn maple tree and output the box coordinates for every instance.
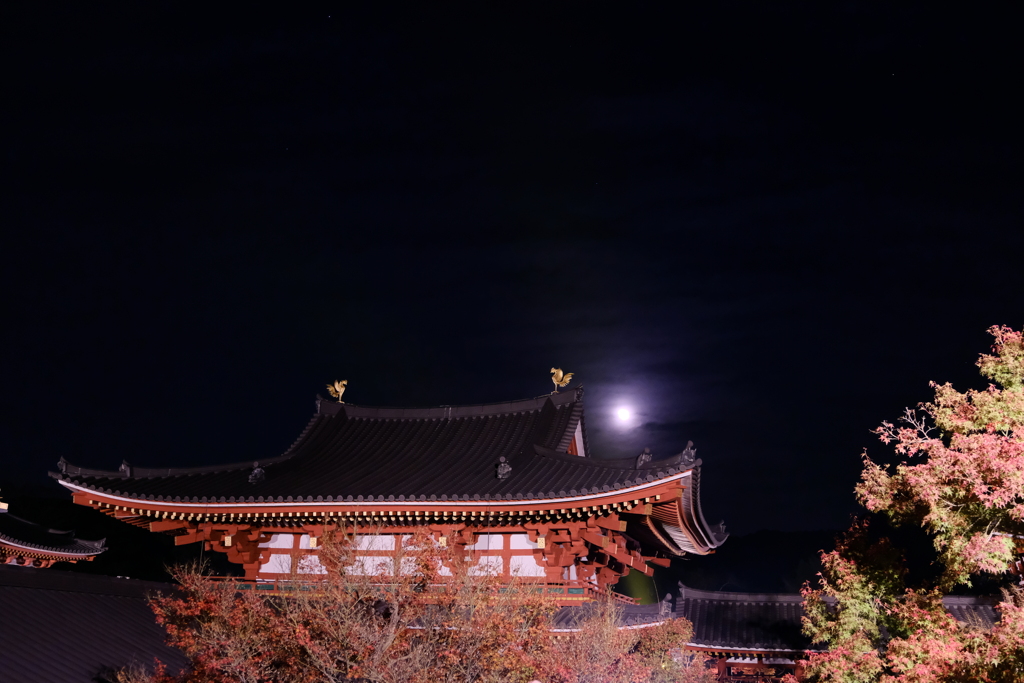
[798,325,1024,683]
[119,528,715,683]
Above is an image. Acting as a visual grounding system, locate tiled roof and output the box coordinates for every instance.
[0,509,106,557]
[51,389,701,504]
[558,586,1001,654]
[551,601,678,629]
[675,584,1001,653]
[0,566,187,682]
[942,594,999,629]
[676,585,811,651]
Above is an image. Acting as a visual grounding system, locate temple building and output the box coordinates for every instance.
[32,386,1009,682]
[51,388,727,600]
[0,497,106,568]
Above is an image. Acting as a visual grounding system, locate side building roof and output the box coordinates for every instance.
[0,566,187,682]
[0,508,106,560]
[676,584,1000,655]
[558,585,1001,657]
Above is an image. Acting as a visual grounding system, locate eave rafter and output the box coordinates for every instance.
[59,461,726,585]
[75,497,668,529]
[66,479,693,567]
[0,544,97,563]
[65,478,687,528]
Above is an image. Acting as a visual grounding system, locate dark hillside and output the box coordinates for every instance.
[662,529,837,595]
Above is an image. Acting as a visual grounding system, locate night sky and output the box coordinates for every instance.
[3,4,1021,535]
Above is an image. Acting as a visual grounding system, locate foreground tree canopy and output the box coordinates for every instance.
[799,326,1024,683]
[120,529,715,683]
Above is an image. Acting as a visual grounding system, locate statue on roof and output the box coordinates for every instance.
[249,462,266,484]
[636,447,653,468]
[680,440,696,465]
[550,368,573,393]
[327,379,348,403]
[495,456,512,479]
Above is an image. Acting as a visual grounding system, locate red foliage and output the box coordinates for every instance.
[119,529,712,683]
[800,326,1024,683]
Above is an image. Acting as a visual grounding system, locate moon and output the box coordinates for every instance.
[616,407,632,421]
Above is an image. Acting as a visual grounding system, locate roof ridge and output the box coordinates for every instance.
[676,583,806,602]
[51,412,329,480]
[51,390,585,482]
[0,566,173,595]
[533,444,687,470]
[318,388,581,420]
[942,594,1001,605]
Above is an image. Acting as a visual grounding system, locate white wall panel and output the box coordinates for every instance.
[468,555,503,576]
[508,555,546,577]
[355,535,395,551]
[508,534,537,550]
[464,534,504,551]
[259,533,295,549]
[298,555,327,574]
[261,554,292,574]
[345,556,395,575]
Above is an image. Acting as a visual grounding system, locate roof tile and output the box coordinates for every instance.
[54,390,696,504]
[0,567,187,682]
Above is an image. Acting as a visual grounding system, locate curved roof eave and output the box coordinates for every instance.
[55,469,694,510]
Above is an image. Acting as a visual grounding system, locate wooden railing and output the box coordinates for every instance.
[206,577,636,604]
